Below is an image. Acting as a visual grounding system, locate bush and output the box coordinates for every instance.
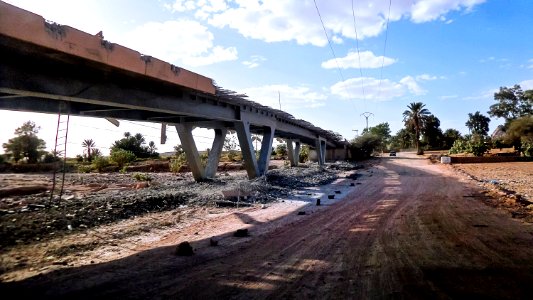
[469,141,489,157]
[170,153,187,173]
[42,152,61,163]
[350,134,382,160]
[110,149,136,168]
[78,164,93,173]
[449,139,469,154]
[0,154,5,164]
[76,154,84,163]
[132,172,152,181]
[299,145,309,163]
[276,144,287,158]
[523,141,533,157]
[92,156,110,172]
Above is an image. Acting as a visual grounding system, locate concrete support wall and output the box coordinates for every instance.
[235,120,276,179]
[205,128,227,178]
[176,125,227,181]
[286,139,301,167]
[235,121,259,179]
[175,124,205,181]
[315,138,326,166]
[258,126,275,175]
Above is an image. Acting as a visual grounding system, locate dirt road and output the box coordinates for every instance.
[3,153,533,299]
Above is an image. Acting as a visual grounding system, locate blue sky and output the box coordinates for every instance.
[1,0,533,156]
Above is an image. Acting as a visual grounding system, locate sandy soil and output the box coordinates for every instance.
[2,154,533,299]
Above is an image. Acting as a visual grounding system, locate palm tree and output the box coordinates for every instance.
[82,139,96,162]
[403,102,431,155]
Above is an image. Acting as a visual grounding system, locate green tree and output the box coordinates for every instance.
[147,141,159,157]
[489,85,533,127]
[350,133,382,160]
[422,114,443,149]
[276,144,288,157]
[403,102,431,155]
[505,116,533,155]
[82,139,96,162]
[465,111,491,138]
[442,129,462,149]
[365,122,391,152]
[111,132,151,158]
[2,121,46,163]
[110,149,136,168]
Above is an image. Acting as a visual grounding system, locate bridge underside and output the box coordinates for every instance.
[0,12,344,181]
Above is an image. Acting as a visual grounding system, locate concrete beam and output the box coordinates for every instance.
[234,120,259,179]
[175,124,205,181]
[205,128,227,178]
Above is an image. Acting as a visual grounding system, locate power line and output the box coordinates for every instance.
[351,0,366,109]
[377,0,392,100]
[313,0,345,82]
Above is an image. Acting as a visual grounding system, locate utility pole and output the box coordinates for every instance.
[360,112,374,132]
[278,91,281,110]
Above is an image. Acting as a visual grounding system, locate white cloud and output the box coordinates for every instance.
[440,95,458,100]
[165,0,486,46]
[321,51,396,69]
[410,0,486,23]
[241,84,327,109]
[242,55,267,68]
[120,20,237,67]
[520,79,533,90]
[527,59,533,69]
[416,74,438,81]
[330,76,427,101]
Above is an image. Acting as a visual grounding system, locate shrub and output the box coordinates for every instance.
[92,156,110,172]
[299,145,309,163]
[170,153,187,173]
[0,154,5,164]
[77,164,93,173]
[110,149,136,168]
[449,139,469,154]
[76,154,84,163]
[133,172,152,181]
[469,141,489,157]
[42,152,61,163]
[276,144,288,157]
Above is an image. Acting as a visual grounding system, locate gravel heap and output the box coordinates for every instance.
[0,162,359,250]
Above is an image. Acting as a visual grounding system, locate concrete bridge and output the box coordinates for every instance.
[0,1,346,181]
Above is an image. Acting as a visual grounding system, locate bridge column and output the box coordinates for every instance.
[235,120,259,179]
[286,139,301,167]
[258,126,275,175]
[175,124,205,181]
[315,138,326,166]
[205,128,227,178]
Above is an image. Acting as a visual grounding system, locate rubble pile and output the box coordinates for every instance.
[0,162,359,250]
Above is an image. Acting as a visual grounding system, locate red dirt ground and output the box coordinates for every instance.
[2,153,533,299]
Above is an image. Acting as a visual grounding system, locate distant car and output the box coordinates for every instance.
[389,151,396,156]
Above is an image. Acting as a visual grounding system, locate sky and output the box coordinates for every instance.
[1,0,533,156]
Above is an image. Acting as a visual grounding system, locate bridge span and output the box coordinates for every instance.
[0,1,347,181]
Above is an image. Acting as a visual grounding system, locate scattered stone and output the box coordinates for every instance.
[335,190,341,194]
[350,182,355,186]
[175,241,194,256]
[297,211,306,215]
[328,195,335,199]
[233,228,249,237]
[210,238,219,246]
[316,199,321,206]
